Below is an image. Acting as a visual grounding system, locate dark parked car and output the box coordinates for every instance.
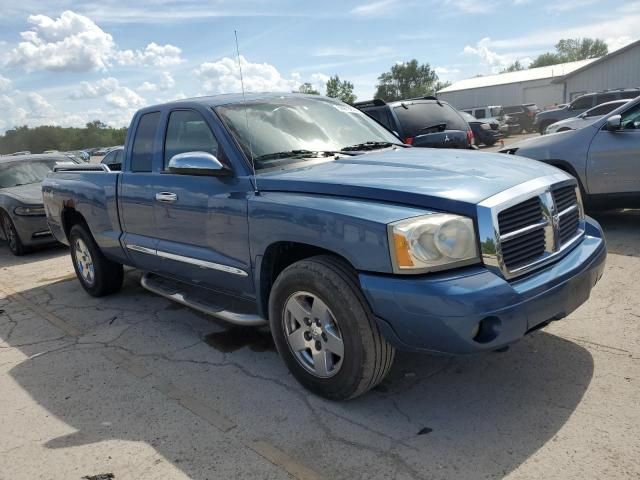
[534,88,640,134]
[100,147,124,171]
[0,154,71,255]
[459,111,503,147]
[503,104,540,133]
[355,97,474,149]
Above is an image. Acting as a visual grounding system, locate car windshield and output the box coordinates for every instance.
[216,96,400,170]
[0,159,57,188]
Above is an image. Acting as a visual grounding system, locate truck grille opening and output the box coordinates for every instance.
[501,228,546,270]
[497,197,543,235]
[553,186,580,243]
[492,182,583,278]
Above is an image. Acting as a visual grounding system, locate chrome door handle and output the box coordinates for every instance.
[155,192,178,203]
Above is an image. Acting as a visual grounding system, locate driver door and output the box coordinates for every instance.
[587,102,640,195]
[152,108,254,297]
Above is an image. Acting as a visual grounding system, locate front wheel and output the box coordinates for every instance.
[1,211,26,256]
[69,224,123,297]
[269,255,395,400]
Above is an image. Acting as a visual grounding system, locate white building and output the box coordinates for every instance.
[437,40,640,109]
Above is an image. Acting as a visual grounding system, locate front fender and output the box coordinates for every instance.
[248,192,431,274]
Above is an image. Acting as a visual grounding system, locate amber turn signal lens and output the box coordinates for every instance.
[393,233,414,267]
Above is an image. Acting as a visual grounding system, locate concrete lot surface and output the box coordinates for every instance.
[1,211,639,480]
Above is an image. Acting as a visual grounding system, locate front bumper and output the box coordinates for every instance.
[11,214,57,246]
[359,218,606,355]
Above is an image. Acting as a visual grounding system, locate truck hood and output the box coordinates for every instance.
[257,148,563,216]
[1,182,44,204]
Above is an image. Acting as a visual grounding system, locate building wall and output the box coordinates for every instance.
[438,78,565,110]
[564,45,640,101]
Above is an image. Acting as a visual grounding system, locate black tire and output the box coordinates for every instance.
[484,139,497,147]
[69,224,123,297]
[539,121,554,135]
[269,255,395,400]
[1,210,26,256]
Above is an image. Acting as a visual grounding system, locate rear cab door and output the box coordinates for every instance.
[119,110,162,272]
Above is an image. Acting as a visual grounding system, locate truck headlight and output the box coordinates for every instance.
[388,214,479,273]
[14,205,46,216]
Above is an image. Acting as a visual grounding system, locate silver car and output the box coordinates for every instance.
[0,154,71,255]
[545,100,630,134]
[501,96,640,209]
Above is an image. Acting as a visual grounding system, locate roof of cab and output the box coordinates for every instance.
[140,92,337,113]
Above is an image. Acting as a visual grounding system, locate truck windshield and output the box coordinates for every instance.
[215,97,400,169]
[0,160,57,188]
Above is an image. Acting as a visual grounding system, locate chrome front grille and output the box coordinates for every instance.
[477,174,586,280]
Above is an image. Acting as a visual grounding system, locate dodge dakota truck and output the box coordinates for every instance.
[42,93,606,400]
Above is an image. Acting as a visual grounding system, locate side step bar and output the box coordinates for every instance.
[141,272,267,326]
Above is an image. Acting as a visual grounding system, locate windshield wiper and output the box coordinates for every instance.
[340,141,407,152]
[254,150,349,162]
[416,123,447,134]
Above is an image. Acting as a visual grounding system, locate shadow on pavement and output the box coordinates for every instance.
[591,209,640,257]
[1,273,594,479]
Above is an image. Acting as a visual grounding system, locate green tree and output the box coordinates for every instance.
[325,75,357,104]
[374,60,443,102]
[501,60,525,73]
[530,38,608,68]
[0,122,128,155]
[296,82,320,95]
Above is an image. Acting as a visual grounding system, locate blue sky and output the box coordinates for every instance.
[0,0,638,132]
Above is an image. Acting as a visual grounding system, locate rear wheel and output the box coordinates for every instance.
[1,211,26,256]
[269,255,395,400]
[69,224,123,296]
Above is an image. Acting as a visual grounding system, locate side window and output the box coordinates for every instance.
[101,150,116,165]
[620,91,640,100]
[595,93,616,104]
[365,108,392,130]
[570,95,593,110]
[587,102,621,117]
[164,110,219,167]
[131,112,160,172]
[474,109,486,119]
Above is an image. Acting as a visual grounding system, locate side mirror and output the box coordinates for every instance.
[167,151,231,176]
[604,114,622,131]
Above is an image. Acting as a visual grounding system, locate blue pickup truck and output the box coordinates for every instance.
[42,93,606,400]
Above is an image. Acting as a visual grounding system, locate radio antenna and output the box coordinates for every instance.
[234,30,258,195]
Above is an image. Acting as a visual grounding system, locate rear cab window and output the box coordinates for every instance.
[393,102,468,137]
[131,112,161,172]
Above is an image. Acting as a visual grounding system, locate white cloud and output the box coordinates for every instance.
[70,77,120,99]
[7,10,116,72]
[0,75,13,92]
[487,13,639,50]
[116,43,183,67]
[194,55,299,94]
[69,77,146,109]
[5,11,184,72]
[463,37,511,72]
[25,92,54,118]
[350,0,398,17]
[105,87,146,109]
[137,71,175,92]
[606,36,635,52]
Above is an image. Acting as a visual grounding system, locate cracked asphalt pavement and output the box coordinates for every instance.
[0,210,639,480]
